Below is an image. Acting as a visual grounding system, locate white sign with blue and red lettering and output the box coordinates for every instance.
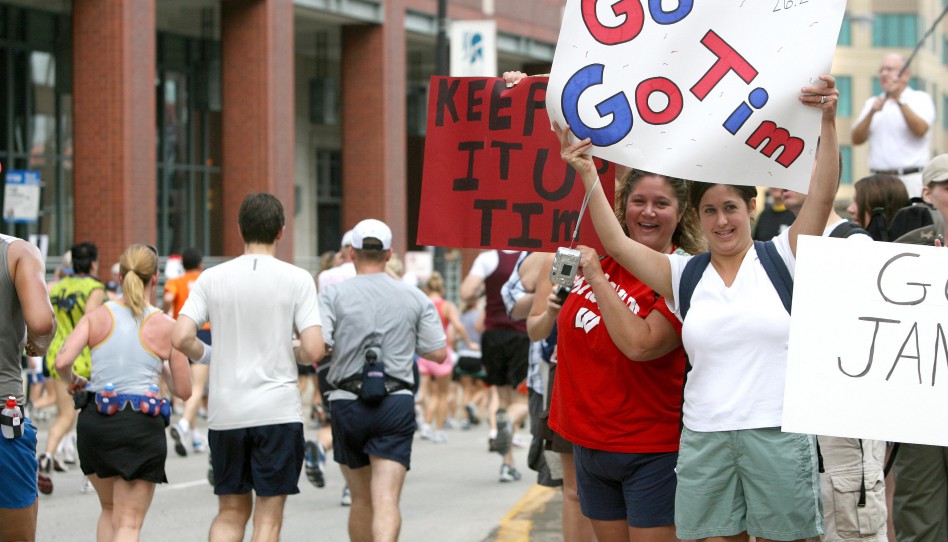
[546,0,846,192]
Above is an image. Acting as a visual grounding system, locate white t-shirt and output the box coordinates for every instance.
[665,231,795,432]
[855,87,935,173]
[180,254,322,430]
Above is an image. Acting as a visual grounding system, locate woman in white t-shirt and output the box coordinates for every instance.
[556,75,840,542]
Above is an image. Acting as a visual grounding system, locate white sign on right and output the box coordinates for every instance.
[784,236,948,447]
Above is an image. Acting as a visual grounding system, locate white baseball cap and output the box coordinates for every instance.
[340,229,354,249]
[351,219,392,250]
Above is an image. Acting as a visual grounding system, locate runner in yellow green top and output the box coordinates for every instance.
[38,242,105,495]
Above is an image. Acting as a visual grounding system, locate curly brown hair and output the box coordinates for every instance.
[615,169,704,254]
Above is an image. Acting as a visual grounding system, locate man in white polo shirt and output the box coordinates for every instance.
[852,53,935,199]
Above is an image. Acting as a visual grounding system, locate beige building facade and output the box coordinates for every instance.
[833,0,948,201]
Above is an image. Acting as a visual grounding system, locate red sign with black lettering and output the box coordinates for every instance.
[418,76,615,252]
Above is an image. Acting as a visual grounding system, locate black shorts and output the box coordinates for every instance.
[208,423,305,497]
[77,405,168,483]
[481,328,530,387]
[331,394,415,470]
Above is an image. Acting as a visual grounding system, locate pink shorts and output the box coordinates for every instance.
[417,352,453,378]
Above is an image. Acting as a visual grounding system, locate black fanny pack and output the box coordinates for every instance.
[335,342,411,404]
[336,371,412,404]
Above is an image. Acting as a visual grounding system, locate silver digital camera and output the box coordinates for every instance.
[549,247,581,287]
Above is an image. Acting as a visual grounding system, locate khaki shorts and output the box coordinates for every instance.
[675,426,823,541]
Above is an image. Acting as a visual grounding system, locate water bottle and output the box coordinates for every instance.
[1,396,23,439]
[140,385,160,416]
[98,383,119,415]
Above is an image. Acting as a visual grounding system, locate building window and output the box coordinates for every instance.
[156,32,223,257]
[838,13,852,46]
[0,6,74,256]
[840,145,853,185]
[872,14,918,48]
[836,76,852,117]
[315,148,342,255]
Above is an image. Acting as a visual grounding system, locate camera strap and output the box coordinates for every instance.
[569,176,601,249]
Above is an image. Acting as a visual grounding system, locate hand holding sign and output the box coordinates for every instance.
[554,123,596,183]
[799,74,839,119]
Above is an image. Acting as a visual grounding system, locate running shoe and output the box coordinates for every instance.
[169,420,189,457]
[191,429,207,454]
[80,476,95,495]
[499,463,522,483]
[419,423,433,440]
[57,432,77,465]
[430,430,448,444]
[494,409,511,456]
[37,453,54,495]
[340,486,351,507]
[465,403,480,426]
[304,440,326,488]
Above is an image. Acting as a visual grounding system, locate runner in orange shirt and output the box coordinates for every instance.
[163,248,210,457]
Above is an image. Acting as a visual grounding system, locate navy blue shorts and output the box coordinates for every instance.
[208,422,304,497]
[331,394,415,470]
[573,444,677,528]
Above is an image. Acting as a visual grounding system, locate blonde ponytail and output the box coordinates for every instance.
[119,244,158,319]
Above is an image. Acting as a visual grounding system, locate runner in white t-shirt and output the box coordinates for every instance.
[172,193,324,541]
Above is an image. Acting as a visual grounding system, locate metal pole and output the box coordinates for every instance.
[433,0,449,277]
[898,3,948,77]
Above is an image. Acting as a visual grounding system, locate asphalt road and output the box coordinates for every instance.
[29,407,559,541]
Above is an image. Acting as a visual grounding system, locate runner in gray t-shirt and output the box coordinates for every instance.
[318,218,446,542]
[321,272,445,393]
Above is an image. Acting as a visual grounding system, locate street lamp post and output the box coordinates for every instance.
[433,0,449,277]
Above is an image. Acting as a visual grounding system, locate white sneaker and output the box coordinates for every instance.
[170,420,190,457]
[80,476,95,495]
[419,423,433,440]
[57,432,78,465]
[191,429,207,454]
[499,463,522,483]
[431,431,448,444]
[340,486,351,507]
